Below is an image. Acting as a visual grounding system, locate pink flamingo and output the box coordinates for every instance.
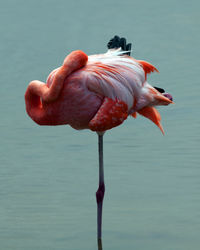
[25,36,173,249]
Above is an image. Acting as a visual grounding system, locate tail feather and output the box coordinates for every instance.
[137,60,159,80]
[137,106,165,135]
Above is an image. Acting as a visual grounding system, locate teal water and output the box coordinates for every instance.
[1,0,200,249]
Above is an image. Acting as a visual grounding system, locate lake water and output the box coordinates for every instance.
[0,0,200,249]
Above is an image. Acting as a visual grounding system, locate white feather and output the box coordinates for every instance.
[81,49,147,110]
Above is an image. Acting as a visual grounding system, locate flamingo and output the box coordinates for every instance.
[25,36,173,249]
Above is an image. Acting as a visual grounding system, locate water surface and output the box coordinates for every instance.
[0,0,200,249]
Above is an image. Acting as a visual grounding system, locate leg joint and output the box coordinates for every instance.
[96,183,105,203]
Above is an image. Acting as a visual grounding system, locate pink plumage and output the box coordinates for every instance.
[25,49,173,133]
[24,39,174,246]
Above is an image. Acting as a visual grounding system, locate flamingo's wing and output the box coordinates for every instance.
[89,97,128,131]
[107,35,132,56]
[154,86,165,93]
[137,60,159,81]
[106,36,163,92]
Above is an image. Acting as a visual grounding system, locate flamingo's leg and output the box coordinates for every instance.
[96,132,105,249]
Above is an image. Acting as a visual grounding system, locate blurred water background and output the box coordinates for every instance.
[0,0,200,249]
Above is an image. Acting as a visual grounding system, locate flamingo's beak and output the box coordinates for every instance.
[154,94,174,105]
[163,93,173,102]
[149,87,174,106]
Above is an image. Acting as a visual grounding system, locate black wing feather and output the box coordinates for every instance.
[107,35,132,56]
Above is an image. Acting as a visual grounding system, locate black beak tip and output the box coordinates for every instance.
[163,93,173,102]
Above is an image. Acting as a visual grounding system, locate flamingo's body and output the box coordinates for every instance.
[25,49,172,133]
[25,38,173,249]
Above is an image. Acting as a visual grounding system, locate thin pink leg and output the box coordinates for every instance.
[96,132,105,249]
